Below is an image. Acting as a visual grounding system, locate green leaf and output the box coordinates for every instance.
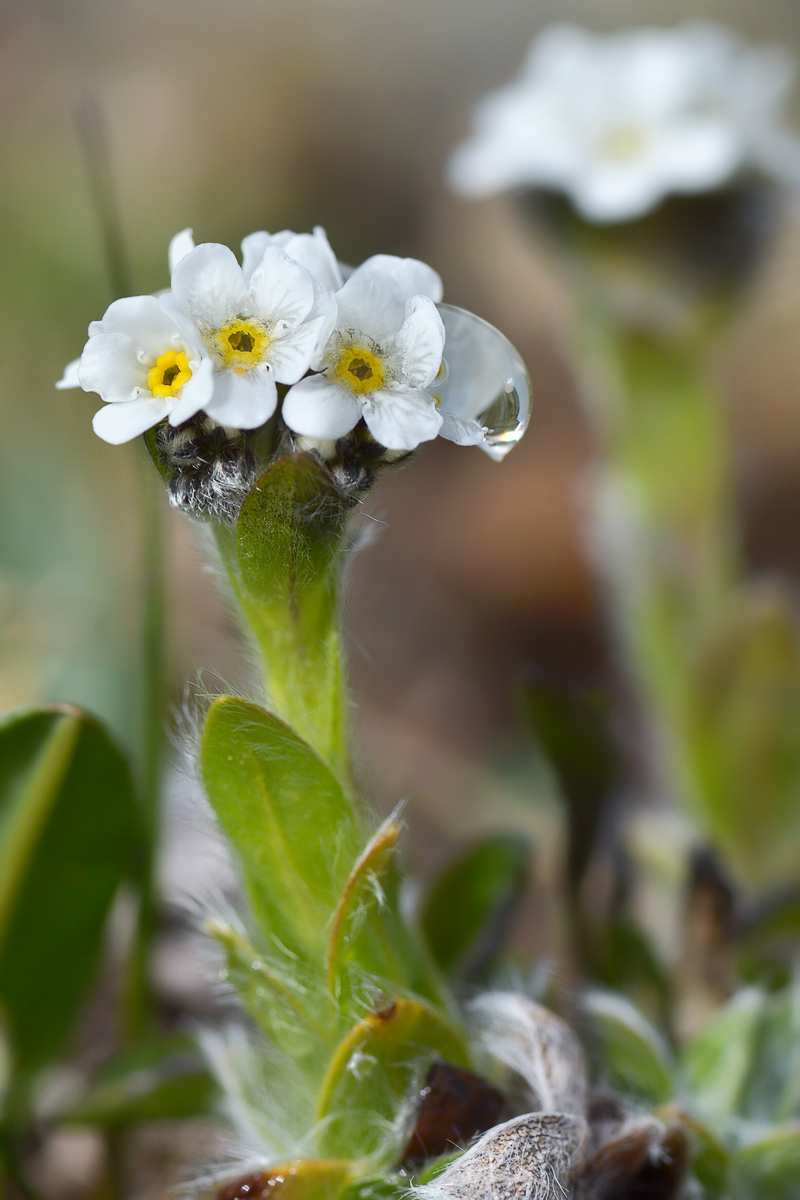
[420,834,530,977]
[687,583,800,890]
[735,1124,800,1200]
[339,1178,407,1200]
[200,696,361,966]
[58,1034,216,1125]
[0,706,139,1073]
[584,991,675,1105]
[326,812,447,1016]
[315,998,468,1162]
[681,988,766,1125]
[208,917,331,1063]
[216,1160,356,1200]
[232,454,353,770]
[523,681,620,891]
[740,986,800,1124]
[673,1113,730,1199]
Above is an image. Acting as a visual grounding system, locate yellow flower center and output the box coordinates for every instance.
[335,345,386,394]
[148,350,192,398]
[213,319,270,374]
[600,124,647,162]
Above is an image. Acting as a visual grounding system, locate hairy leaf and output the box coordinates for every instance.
[200,697,361,966]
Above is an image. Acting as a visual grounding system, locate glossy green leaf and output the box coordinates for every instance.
[681,988,765,1124]
[200,696,361,965]
[232,454,353,770]
[735,1124,800,1200]
[421,834,530,977]
[0,706,139,1073]
[315,998,468,1162]
[584,991,674,1105]
[59,1034,216,1125]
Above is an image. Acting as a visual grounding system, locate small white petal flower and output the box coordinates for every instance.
[241,226,343,292]
[170,241,336,430]
[65,294,213,445]
[282,266,445,452]
[448,21,800,223]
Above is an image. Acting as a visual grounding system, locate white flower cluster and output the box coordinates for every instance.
[448,21,800,224]
[59,227,516,455]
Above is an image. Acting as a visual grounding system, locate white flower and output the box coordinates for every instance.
[57,294,213,444]
[167,239,336,429]
[448,22,800,223]
[240,226,344,292]
[281,264,445,451]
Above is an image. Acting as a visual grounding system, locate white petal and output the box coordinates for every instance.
[171,243,250,327]
[240,231,272,280]
[200,368,277,429]
[648,119,742,191]
[78,332,147,402]
[56,358,81,390]
[269,308,336,384]
[242,227,343,291]
[361,387,442,451]
[165,356,215,425]
[395,295,445,388]
[360,254,443,303]
[96,295,188,361]
[572,166,664,223]
[436,304,531,463]
[168,227,195,274]
[438,410,486,446]
[249,246,316,328]
[282,373,361,438]
[92,398,169,444]
[335,267,406,343]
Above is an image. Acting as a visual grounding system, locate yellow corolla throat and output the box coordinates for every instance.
[212,319,270,374]
[148,350,192,398]
[334,345,386,394]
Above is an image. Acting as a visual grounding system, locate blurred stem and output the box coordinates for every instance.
[583,305,739,806]
[77,98,164,1036]
[76,99,130,299]
[123,474,165,1037]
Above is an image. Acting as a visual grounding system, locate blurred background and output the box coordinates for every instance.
[4,1,800,1191]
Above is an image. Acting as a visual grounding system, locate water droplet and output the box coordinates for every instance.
[437,304,531,461]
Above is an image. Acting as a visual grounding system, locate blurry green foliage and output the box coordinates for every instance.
[421,833,530,980]
[0,706,139,1082]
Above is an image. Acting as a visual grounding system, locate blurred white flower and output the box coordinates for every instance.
[168,240,336,429]
[282,264,445,451]
[57,294,213,444]
[448,22,800,223]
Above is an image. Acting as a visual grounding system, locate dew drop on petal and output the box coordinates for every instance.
[436,304,531,461]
